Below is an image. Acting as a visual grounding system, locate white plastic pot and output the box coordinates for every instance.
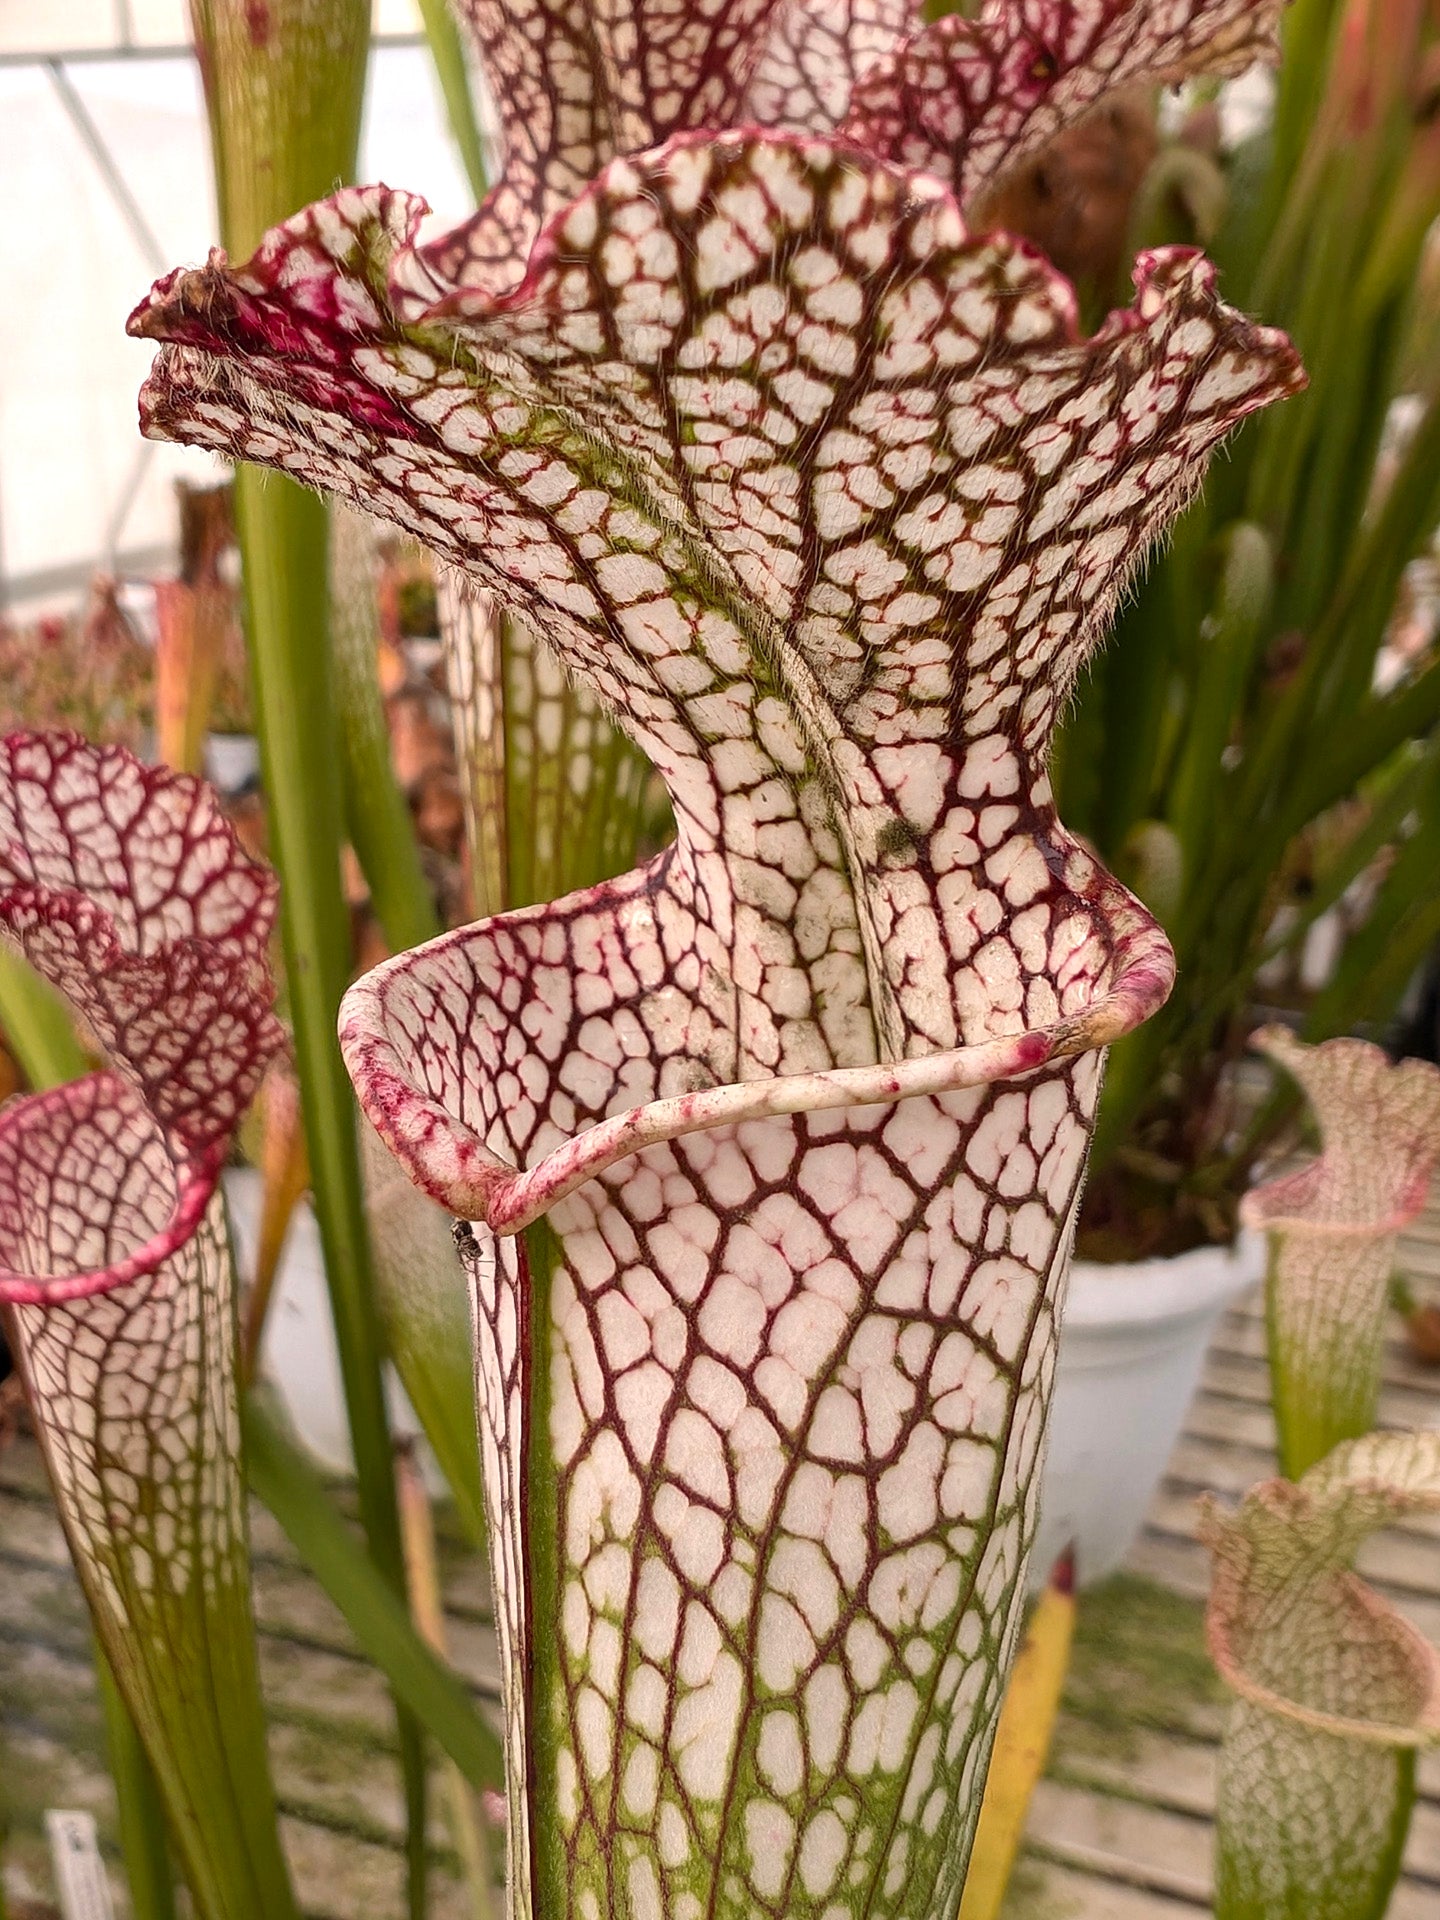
[1031,1230,1267,1588]
[204,732,260,797]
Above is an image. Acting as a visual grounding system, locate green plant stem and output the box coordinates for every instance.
[0,951,180,1920]
[416,0,488,203]
[0,947,86,1086]
[1167,523,1273,867]
[1257,0,1347,304]
[97,1654,179,1920]
[234,471,431,1919]
[1218,367,1440,901]
[330,504,441,954]
[191,4,432,1905]
[244,1394,506,1792]
[233,482,393,1508]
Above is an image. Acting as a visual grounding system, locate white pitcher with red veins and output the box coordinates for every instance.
[128,2,1304,1914]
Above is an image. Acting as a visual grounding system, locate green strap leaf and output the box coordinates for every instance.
[186,3,433,1906]
[243,1393,506,1793]
[331,502,442,956]
[361,1116,488,1545]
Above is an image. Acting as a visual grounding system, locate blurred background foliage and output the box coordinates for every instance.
[1037,0,1440,1256]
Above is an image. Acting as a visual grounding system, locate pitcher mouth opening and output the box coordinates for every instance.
[340,866,1174,1235]
[1241,1159,1437,1242]
[1207,1552,1440,1750]
[0,1072,222,1305]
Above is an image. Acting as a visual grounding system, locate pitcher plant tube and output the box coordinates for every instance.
[1204,1430,1440,1920]
[126,2,1304,1915]
[0,732,299,1920]
[1242,1026,1440,1482]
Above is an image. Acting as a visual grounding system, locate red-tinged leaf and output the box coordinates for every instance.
[338,866,1171,1231]
[845,0,1287,213]
[1203,1433,1440,1920]
[1242,1027,1440,1480]
[0,732,283,1302]
[0,740,295,1911]
[0,732,281,1156]
[1,1086,238,1595]
[129,132,1302,1917]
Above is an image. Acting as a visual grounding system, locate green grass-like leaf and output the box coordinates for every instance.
[243,1396,505,1793]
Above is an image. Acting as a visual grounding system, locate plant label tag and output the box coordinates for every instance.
[45,1810,116,1920]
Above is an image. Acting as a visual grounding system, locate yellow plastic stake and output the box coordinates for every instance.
[958,1551,1077,1920]
[395,1443,499,1920]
